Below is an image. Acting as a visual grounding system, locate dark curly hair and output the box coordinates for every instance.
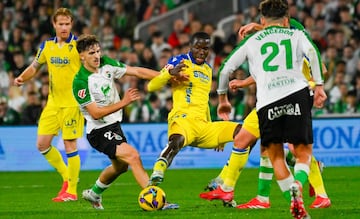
[76,34,100,53]
[259,0,289,19]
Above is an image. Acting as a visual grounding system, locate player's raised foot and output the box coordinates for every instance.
[149,171,164,186]
[199,186,234,202]
[161,201,180,210]
[309,195,331,209]
[82,189,104,210]
[290,181,310,219]
[236,197,270,209]
[52,192,77,202]
[57,181,68,196]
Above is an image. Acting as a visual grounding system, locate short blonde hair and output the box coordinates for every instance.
[52,8,74,23]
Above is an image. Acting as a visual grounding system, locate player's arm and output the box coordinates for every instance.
[238,22,263,40]
[14,61,42,86]
[217,45,247,120]
[300,34,327,108]
[229,76,255,92]
[147,60,188,92]
[125,66,159,80]
[147,68,172,92]
[85,88,140,120]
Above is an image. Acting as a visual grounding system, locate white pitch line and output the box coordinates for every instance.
[0,185,45,189]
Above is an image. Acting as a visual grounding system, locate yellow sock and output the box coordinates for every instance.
[66,150,80,195]
[153,158,167,173]
[222,146,249,191]
[308,156,326,195]
[218,161,229,182]
[42,146,68,181]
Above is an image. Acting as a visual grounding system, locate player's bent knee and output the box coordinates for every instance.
[233,124,242,138]
[37,143,51,153]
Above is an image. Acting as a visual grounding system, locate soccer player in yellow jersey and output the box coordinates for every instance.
[147,32,245,191]
[14,8,83,202]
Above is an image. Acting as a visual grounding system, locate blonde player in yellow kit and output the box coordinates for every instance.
[14,8,83,202]
[146,32,244,190]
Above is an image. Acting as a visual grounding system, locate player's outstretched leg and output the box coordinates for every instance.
[149,134,184,186]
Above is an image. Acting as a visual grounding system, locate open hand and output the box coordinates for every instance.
[122,88,140,106]
[217,101,232,121]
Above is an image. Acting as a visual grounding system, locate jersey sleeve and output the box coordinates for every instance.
[291,19,324,84]
[101,56,127,78]
[217,41,248,94]
[147,68,172,92]
[147,54,186,92]
[72,79,92,107]
[34,41,47,65]
[297,31,324,85]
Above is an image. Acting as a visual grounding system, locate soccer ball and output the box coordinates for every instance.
[138,186,166,211]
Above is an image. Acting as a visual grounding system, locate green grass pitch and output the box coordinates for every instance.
[0,167,359,219]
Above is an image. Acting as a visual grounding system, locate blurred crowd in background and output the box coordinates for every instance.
[0,0,360,125]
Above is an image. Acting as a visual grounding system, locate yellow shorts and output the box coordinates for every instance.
[38,105,84,140]
[168,116,239,149]
[242,109,260,138]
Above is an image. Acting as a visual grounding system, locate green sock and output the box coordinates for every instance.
[257,156,273,202]
[277,175,294,202]
[294,163,310,186]
[92,179,110,195]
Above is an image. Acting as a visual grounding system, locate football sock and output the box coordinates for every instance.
[66,150,80,195]
[217,160,229,183]
[92,178,111,195]
[153,158,168,173]
[42,146,68,181]
[277,174,294,202]
[308,156,327,196]
[294,162,310,187]
[256,156,273,202]
[221,146,249,192]
[284,148,296,167]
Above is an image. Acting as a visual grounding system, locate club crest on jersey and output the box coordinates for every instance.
[77,89,86,99]
[68,45,73,51]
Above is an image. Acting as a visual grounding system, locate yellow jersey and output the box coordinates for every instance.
[148,53,213,121]
[35,33,80,107]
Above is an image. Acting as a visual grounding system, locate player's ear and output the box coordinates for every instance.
[79,53,85,62]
